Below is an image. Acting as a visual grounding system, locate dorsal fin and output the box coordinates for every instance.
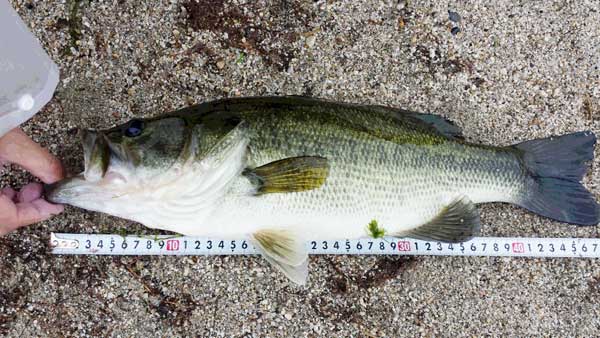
[363,104,463,140]
[406,113,463,140]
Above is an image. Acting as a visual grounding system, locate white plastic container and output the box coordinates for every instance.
[0,0,59,137]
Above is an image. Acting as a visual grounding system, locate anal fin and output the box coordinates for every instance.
[251,229,309,285]
[396,196,481,243]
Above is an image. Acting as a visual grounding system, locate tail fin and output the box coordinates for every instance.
[514,131,600,226]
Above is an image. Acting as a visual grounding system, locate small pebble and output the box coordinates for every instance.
[451,26,461,35]
[448,10,461,22]
[306,35,316,48]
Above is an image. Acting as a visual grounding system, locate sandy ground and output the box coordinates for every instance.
[2,0,600,336]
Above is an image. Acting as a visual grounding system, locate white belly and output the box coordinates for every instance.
[178,177,471,239]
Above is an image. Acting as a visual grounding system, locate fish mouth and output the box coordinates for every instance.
[81,129,110,181]
[44,129,113,204]
[44,171,127,205]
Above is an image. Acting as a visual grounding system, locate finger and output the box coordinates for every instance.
[0,195,18,235]
[14,198,64,228]
[0,194,64,236]
[17,183,43,203]
[0,128,64,183]
[31,199,64,216]
[1,187,17,200]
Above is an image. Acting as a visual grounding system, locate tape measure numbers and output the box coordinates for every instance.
[50,233,600,258]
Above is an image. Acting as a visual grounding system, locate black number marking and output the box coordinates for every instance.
[537,243,543,252]
[311,241,317,250]
[110,238,115,251]
[207,240,213,249]
[549,244,555,252]
[218,241,225,249]
[97,240,104,249]
[230,241,236,251]
[158,240,165,249]
[322,241,328,250]
[121,241,128,249]
[437,242,442,250]
[146,240,152,249]
[346,241,351,250]
[134,240,140,249]
[425,243,431,251]
[368,241,373,250]
[333,241,340,250]
[242,241,248,249]
[85,240,91,249]
[356,242,363,250]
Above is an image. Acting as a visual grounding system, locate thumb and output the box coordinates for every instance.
[0,128,64,184]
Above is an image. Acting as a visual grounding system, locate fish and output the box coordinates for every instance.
[45,96,600,284]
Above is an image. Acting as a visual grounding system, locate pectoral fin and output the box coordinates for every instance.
[251,229,309,285]
[243,156,329,195]
[396,196,481,242]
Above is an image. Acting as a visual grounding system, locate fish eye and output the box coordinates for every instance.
[124,119,144,138]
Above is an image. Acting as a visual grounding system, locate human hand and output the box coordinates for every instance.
[0,128,64,236]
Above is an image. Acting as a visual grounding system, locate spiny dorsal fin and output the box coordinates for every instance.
[396,196,481,243]
[407,113,463,140]
[285,96,463,139]
[243,156,329,195]
[251,229,308,285]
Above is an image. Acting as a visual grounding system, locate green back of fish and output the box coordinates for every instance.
[171,96,462,151]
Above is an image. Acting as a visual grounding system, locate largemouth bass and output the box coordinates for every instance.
[46,96,600,284]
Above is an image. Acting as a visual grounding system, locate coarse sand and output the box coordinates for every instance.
[2,0,600,336]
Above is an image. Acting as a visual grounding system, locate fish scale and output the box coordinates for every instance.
[203,103,526,239]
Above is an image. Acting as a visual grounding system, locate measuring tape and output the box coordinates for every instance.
[50,233,600,258]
